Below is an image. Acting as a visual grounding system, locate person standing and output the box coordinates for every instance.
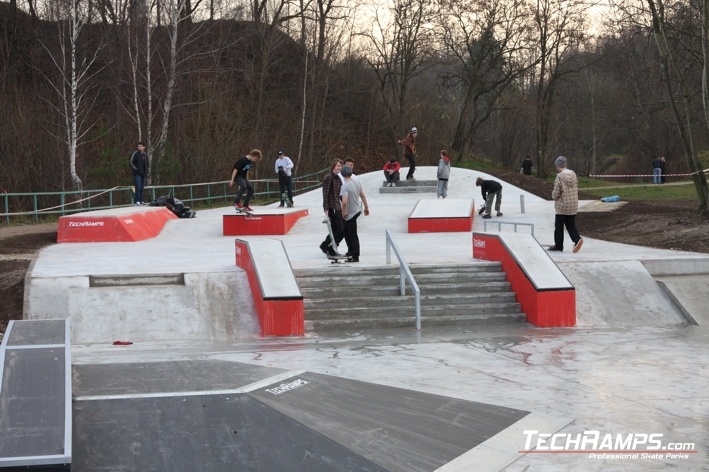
[338,157,359,183]
[475,177,503,219]
[436,150,451,198]
[229,149,263,211]
[660,156,666,184]
[549,156,583,253]
[397,127,418,181]
[274,150,294,207]
[383,157,400,187]
[522,156,533,176]
[319,159,344,257]
[340,165,369,263]
[129,142,148,206]
[652,156,663,184]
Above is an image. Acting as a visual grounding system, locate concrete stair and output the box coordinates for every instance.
[294,263,526,331]
[379,180,437,193]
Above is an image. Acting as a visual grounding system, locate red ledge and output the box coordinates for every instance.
[472,233,576,327]
[223,209,309,236]
[408,215,473,233]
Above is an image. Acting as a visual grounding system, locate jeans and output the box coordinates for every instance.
[653,168,662,184]
[133,174,145,204]
[323,209,345,250]
[405,154,416,179]
[384,170,400,183]
[234,177,254,206]
[278,174,293,205]
[342,211,361,258]
[437,179,448,198]
[554,214,581,251]
[485,189,502,215]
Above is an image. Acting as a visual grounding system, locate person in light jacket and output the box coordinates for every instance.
[436,150,451,198]
[549,156,583,253]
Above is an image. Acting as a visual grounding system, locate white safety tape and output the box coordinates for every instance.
[1,186,121,216]
[589,168,709,178]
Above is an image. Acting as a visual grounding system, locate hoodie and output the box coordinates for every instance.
[552,169,579,215]
[437,157,450,180]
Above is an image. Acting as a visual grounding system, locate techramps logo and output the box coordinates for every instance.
[520,430,697,461]
[68,221,104,227]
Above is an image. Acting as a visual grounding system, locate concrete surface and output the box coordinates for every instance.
[656,275,709,326]
[23,166,709,469]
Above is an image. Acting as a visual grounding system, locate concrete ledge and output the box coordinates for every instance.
[641,258,709,276]
[235,239,304,336]
[408,199,475,233]
[58,206,177,243]
[223,208,308,235]
[473,232,576,327]
[656,276,709,326]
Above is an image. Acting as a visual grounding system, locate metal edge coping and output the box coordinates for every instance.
[0,320,12,397]
[475,232,574,292]
[63,319,72,463]
[408,198,423,218]
[0,454,71,467]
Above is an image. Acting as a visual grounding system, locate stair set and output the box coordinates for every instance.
[294,263,525,331]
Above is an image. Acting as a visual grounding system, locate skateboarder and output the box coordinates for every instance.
[274,150,294,207]
[475,177,503,219]
[319,159,344,257]
[437,150,450,198]
[229,149,262,211]
[398,127,418,180]
[549,156,583,253]
[340,165,369,263]
[383,157,400,187]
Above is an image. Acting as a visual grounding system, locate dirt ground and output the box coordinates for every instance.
[1,172,708,335]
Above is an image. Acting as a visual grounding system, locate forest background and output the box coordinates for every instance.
[1,0,709,208]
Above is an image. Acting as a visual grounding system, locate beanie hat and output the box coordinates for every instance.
[555,156,567,168]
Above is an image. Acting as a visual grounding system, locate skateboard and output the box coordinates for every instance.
[281,192,294,208]
[478,204,486,215]
[322,217,351,263]
[235,207,254,217]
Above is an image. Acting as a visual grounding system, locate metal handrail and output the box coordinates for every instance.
[385,229,421,330]
[1,168,329,223]
[483,220,535,236]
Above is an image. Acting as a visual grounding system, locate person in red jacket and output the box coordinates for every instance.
[383,157,401,187]
[397,127,418,180]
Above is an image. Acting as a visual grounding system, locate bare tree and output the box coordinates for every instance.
[42,0,106,191]
[438,0,533,161]
[362,0,433,156]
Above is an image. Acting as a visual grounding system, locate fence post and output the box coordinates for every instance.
[60,193,65,216]
[33,194,38,223]
[109,190,113,209]
[3,194,8,224]
[520,194,525,214]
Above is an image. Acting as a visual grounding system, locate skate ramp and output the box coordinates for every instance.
[557,260,688,327]
[655,276,709,326]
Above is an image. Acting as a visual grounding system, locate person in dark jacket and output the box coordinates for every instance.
[522,156,533,176]
[229,149,262,211]
[319,159,345,257]
[129,142,148,206]
[652,156,663,184]
[476,177,503,219]
[397,127,418,180]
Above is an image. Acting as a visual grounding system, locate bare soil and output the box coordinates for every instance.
[1,174,707,335]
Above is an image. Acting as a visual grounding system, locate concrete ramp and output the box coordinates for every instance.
[557,260,687,327]
[656,276,709,326]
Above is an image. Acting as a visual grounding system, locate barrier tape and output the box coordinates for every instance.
[589,167,709,178]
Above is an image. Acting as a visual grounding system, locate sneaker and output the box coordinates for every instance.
[319,242,329,255]
[135,202,141,206]
[497,212,503,217]
[346,257,359,263]
[482,214,491,219]
[573,239,584,253]
[391,183,396,187]
[327,247,338,257]
[244,206,254,212]
[278,204,285,208]
[548,245,563,252]
[235,203,243,209]
[407,176,416,181]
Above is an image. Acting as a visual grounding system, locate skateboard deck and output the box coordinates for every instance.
[235,207,254,217]
[322,217,348,262]
[281,192,294,208]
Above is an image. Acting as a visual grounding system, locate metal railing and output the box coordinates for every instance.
[1,168,328,224]
[385,229,421,330]
[483,220,535,236]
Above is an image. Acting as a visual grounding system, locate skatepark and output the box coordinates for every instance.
[3,166,708,470]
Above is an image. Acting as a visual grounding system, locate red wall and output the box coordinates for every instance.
[235,240,304,336]
[473,233,576,327]
[408,215,473,233]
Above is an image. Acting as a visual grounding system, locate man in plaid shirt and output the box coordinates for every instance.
[319,159,345,256]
